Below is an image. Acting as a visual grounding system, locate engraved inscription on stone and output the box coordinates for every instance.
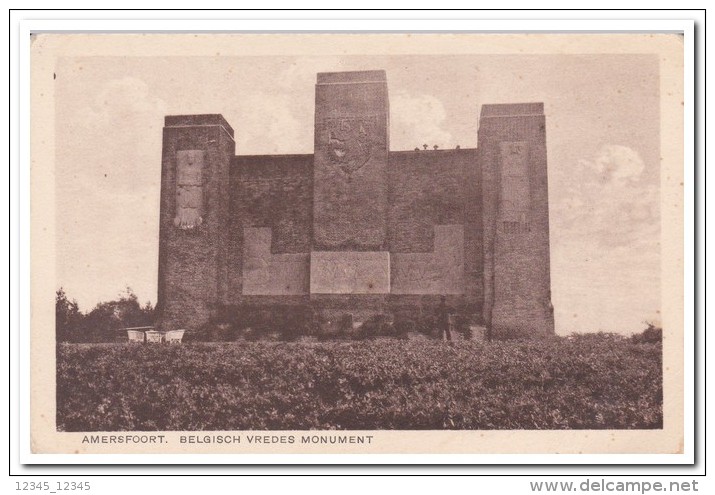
[174,150,205,230]
[391,225,465,294]
[242,227,309,295]
[499,141,531,233]
[310,251,390,294]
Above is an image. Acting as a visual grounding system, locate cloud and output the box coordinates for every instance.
[390,90,454,150]
[549,144,660,334]
[229,66,458,155]
[581,144,646,183]
[553,144,659,248]
[275,56,344,90]
[80,77,167,126]
[233,91,310,154]
[223,59,349,155]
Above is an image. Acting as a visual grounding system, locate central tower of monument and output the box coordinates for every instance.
[310,70,391,311]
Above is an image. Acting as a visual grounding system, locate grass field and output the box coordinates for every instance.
[56,334,662,431]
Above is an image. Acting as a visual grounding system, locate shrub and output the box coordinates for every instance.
[187,322,238,342]
[393,318,415,336]
[56,334,663,431]
[355,314,397,340]
[225,304,314,341]
[56,288,83,343]
[55,287,154,343]
[631,323,663,344]
[393,314,440,339]
[316,313,354,341]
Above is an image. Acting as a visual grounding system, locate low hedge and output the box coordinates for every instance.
[56,335,662,431]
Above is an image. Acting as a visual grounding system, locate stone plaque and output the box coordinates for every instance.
[310,251,390,294]
[499,141,531,231]
[391,225,465,294]
[242,227,309,295]
[174,150,205,229]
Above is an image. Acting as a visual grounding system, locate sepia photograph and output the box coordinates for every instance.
[29,32,685,455]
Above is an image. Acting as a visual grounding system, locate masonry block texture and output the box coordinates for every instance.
[478,103,555,337]
[156,72,555,337]
[157,115,235,331]
[313,70,389,251]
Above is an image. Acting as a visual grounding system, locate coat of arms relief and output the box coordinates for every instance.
[324,116,377,175]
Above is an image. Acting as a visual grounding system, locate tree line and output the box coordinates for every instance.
[55,287,154,343]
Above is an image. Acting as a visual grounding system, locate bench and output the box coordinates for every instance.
[145,330,164,343]
[164,329,185,344]
[126,329,147,343]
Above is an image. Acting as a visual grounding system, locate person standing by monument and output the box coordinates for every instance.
[437,296,452,341]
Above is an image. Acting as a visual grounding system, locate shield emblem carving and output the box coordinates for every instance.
[325,117,375,175]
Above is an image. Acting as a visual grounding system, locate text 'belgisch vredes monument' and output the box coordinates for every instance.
[156,70,555,338]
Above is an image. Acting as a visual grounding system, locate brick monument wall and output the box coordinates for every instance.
[388,148,483,318]
[228,154,313,302]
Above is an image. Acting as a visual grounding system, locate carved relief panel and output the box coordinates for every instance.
[174,150,204,230]
[499,141,531,234]
[322,115,379,176]
[310,251,390,294]
[243,227,309,295]
[391,225,465,295]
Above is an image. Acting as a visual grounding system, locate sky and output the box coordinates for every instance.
[54,53,661,335]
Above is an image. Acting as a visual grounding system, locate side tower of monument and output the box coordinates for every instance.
[156,115,235,331]
[478,103,555,337]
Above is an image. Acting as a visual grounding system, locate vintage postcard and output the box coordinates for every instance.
[29,32,685,457]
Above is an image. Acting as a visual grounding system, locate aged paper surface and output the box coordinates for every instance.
[30,33,684,456]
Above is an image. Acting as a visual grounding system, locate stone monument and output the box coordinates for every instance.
[156,70,555,338]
